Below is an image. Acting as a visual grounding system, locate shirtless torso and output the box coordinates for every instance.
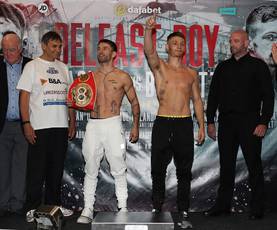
[91,68,134,119]
[144,15,205,143]
[154,61,197,116]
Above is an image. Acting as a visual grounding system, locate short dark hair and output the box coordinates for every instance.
[98,39,117,52]
[2,30,17,37]
[41,31,62,44]
[246,4,277,38]
[167,31,185,42]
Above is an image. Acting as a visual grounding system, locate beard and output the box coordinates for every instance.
[230,47,236,55]
[97,54,110,63]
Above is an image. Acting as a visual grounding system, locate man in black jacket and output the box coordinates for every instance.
[0,31,31,216]
[205,30,274,220]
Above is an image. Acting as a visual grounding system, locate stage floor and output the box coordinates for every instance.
[1,211,277,230]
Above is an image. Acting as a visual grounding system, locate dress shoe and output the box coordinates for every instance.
[10,209,24,216]
[248,212,264,220]
[204,206,230,217]
[0,209,10,217]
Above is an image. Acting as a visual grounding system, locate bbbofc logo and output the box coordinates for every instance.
[114,4,161,16]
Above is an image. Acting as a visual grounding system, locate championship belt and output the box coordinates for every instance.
[68,71,96,111]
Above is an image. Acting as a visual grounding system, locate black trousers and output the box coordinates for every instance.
[216,113,264,213]
[0,121,28,211]
[24,128,68,211]
[151,116,194,212]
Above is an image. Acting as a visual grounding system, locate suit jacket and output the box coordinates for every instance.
[0,55,32,133]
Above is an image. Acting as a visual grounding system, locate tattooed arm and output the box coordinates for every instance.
[124,74,140,143]
[90,104,101,118]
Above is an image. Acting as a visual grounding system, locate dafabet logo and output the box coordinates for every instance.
[115,4,161,16]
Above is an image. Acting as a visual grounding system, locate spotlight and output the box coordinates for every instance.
[34,205,63,230]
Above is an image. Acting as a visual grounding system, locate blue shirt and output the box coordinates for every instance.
[5,58,23,121]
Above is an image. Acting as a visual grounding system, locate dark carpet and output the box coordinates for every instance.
[0,211,277,230]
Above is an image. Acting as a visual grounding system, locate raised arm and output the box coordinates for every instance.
[191,70,205,145]
[144,15,160,72]
[124,75,140,143]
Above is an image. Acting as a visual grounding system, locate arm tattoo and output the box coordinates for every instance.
[111,100,118,114]
[93,105,101,118]
[130,96,138,104]
[131,102,139,108]
[133,112,140,119]
[125,85,132,94]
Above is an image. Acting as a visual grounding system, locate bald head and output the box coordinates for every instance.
[230,29,249,59]
[231,29,249,41]
[1,32,22,64]
[1,32,21,47]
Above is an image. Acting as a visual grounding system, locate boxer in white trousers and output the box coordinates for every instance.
[77,39,140,224]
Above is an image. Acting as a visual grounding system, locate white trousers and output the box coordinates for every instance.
[82,116,127,210]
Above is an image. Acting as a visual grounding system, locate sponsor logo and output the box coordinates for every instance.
[40,79,47,85]
[49,78,62,84]
[43,101,67,106]
[38,3,49,14]
[43,99,67,106]
[43,90,67,95]
[114,4,161,16]
[46,67,59,74]
[218,7,237,16]
[115,4,127,17]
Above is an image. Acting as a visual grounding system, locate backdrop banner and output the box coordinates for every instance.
[1,0,276,212]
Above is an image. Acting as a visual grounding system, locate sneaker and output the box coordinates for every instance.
[118,207,128,212]
[77,208,93,224]
[178,211,193,229]
[60,207,74,217]
[152,208,161,213]
[26,209,35,223]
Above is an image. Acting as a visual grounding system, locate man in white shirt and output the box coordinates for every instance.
[17,31,76,221]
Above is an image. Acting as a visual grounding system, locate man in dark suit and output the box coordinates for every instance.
[205,30,274,220]
[0,31,31,216]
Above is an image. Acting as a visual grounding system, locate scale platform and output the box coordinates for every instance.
[91,211,174,230]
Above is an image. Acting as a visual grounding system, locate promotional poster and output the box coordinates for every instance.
[1,0,276,212]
